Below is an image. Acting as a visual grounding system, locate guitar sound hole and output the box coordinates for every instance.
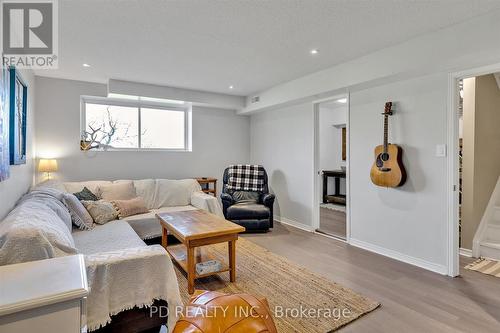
[376,153,392,172]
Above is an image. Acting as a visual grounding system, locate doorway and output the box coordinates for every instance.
[458,74,500,258]
[448,64,500,276]
[313,95,349,240]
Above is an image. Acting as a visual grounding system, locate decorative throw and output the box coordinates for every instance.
[74,187,99,201]
[82,200,118,224]
[226,164,265,192]
[111,197,149,218]
[17,187,73,231]
[63,193,94,230]
[84,245,183,332]
[0,198,77,265]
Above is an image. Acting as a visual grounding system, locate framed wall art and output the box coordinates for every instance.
[9,67,27,165]
[0,67,10,180]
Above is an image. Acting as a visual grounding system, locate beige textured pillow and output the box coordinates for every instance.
[111,197,149,218]
[98,181,137,201]
[82,200,118,224]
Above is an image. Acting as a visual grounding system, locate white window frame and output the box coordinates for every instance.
[80,96,192,152]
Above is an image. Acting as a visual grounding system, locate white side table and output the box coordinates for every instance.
[0,255,88,333]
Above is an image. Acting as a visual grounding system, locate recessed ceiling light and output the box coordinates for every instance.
[310,49,319,55]
[337,98,347,103]
[82,63,91,67]
[229,85,234,90]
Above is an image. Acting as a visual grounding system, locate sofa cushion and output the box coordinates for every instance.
[153,179,201,209]
[62,193,94,230]
[226,203,270,220]
[0,200,78,265]
[82,200,119,224]
[72,220,145,255]
[124,205,198,240]
[130,179,156,209]
[64,181,112,194]
[98,181,137,201]
[31,179,67,192]
[232,190,260,204]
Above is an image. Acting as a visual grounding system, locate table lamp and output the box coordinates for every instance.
[38,159,58,180]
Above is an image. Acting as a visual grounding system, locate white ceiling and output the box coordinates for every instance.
[35,0,500,96]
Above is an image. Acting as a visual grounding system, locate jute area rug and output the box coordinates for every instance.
[465,258,500,278]
[173,238,379,332]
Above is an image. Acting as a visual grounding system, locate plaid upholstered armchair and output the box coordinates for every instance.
[221,165,275,232]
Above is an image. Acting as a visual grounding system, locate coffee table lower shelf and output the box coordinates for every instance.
[167,244,231,279]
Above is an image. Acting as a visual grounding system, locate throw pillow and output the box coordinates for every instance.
[111,197,149,218]
[232,190,260,204]
[82,200,118,224]
[62,193,94,230]
[97,181,137,201]
[73,187,99,201]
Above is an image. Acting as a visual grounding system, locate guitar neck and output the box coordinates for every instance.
[383,115,389,152]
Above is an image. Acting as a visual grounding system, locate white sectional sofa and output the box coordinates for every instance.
[0,178,223,332]
[61,178,223,240]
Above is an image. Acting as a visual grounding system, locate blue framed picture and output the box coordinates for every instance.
[0,67,10,180]
[9,67,27,165]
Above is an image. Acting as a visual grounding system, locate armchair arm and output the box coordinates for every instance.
[84,245,183,332]
[261,193,275,228]
[220,192,235,218]
[261,193,275,208]
[220,192,234,204]
[191,191,224,217]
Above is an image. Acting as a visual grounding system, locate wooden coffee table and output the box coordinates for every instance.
[156,210,245,294]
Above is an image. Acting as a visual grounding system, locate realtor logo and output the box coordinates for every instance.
[1,0,58,68]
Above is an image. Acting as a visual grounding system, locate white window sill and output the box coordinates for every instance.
[82,148,192,152]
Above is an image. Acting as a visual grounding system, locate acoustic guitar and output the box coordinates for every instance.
[370,102,407,187]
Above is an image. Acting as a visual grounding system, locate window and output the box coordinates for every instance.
[81,97,191,151]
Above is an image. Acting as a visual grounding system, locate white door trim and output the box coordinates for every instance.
[312,94,351,242]
[446,62,500,277]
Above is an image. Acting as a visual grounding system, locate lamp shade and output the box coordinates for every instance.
[38,159,58,173]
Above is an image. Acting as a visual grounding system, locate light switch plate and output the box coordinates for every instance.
[435,144,447,157]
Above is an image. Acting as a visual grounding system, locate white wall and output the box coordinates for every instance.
[250,73,449,273]
[250,102,314,229]
[0,69,36,220]
[34,77,250,191]
[349,73,448,273]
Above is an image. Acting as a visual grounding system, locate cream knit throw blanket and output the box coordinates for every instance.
[85,245,182,332]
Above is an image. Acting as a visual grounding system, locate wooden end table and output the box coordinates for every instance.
[156,210,245,294]
[195,177,217,196]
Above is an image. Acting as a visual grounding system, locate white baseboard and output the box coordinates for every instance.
[275,216,315,232]
[349,238,448,275]
[459,247,472,257]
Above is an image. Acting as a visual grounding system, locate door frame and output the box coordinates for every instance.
[312,93,351,242]
[447,62,500,277]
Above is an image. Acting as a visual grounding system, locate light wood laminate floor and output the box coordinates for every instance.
[319,206,346,239]
[242,222,500,333]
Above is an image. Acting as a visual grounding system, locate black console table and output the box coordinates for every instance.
[322,170,346,205]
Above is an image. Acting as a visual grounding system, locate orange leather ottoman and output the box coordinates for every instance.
[173,290,277,333]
